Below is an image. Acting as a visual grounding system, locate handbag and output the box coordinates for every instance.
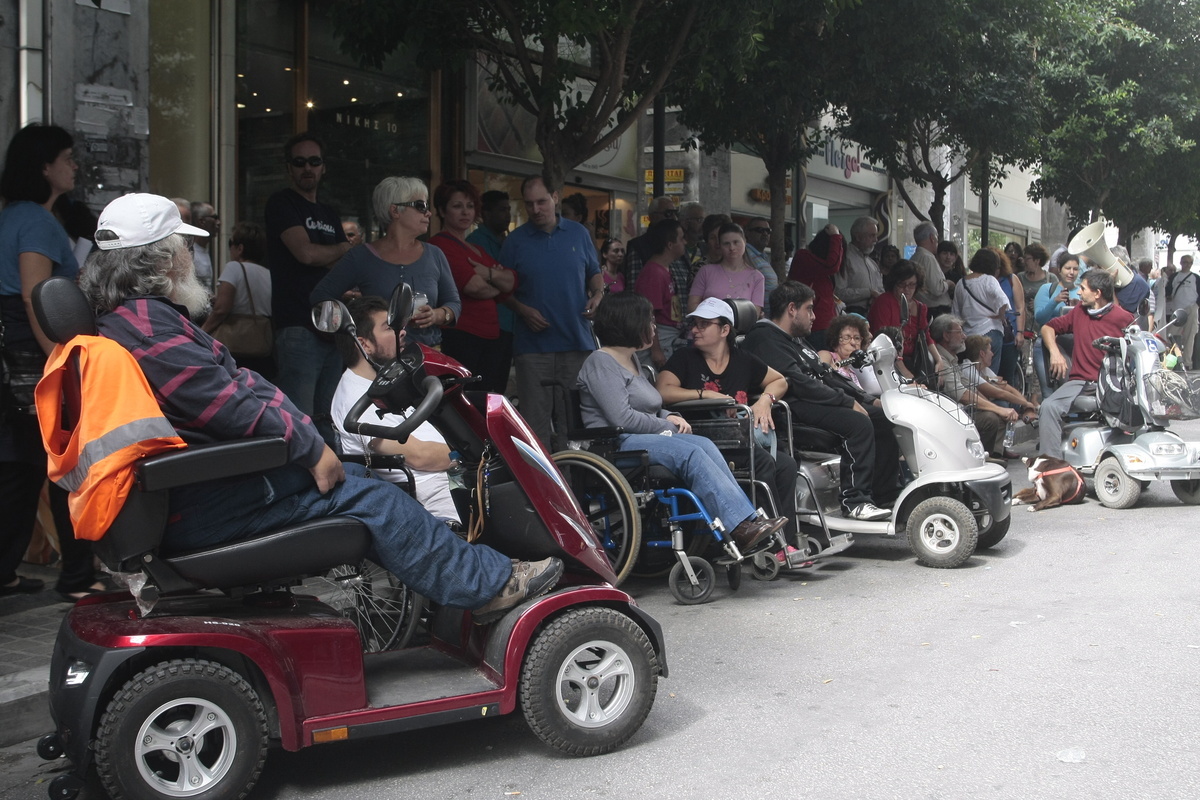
[210,262,273,358]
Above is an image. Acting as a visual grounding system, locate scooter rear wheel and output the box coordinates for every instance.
[520,607,658,756]
[906,497,978,568]
[552,450,642,586]
[95,659,268,800]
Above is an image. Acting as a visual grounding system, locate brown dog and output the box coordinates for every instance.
[1011,455,1086,512]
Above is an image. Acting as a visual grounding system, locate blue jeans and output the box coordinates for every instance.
[273,326,343,447]
[164,463,512,609]
[618,432,756,529]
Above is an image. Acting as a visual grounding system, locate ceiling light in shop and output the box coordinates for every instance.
[237,73,244,78]
[350,98,358,103]
[284,67,292,72]
[343,80,350,85]
[306,101,314,108]
[237,103,246,109]
[265,108,272,112]
[397,92,404,97]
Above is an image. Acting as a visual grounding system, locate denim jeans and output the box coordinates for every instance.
[164,463,512,609]
[273,326,343,447]
[618,432,756,529]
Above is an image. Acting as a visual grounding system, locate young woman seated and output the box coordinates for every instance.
[656,297,803,561]
[577,292,787,554]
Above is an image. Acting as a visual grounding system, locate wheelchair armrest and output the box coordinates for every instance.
[666,398,736,412]
[568,425,625,441]
[136,437,289,492]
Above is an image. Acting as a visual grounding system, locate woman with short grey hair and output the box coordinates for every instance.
[312,176,460,348]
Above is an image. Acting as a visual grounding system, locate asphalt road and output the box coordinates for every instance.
[4,457,1198,800]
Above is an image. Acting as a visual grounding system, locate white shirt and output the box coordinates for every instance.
[331,369,460,523]
[951,273,1008,336]
[217,260,272,316]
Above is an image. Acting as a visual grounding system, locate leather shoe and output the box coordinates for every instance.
[0,576,44,596]
[729,515,787,552]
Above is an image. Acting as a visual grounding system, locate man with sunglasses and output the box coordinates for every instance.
[744,217,778,315]
[264,131,353,446]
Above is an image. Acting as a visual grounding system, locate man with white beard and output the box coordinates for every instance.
[75,193,560,622]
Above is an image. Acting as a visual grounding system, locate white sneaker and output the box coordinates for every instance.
[847,503,890,521]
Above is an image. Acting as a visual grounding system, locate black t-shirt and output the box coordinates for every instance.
[264,188,347,329]
[664,345,768,404]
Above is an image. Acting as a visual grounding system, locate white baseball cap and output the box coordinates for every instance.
[689,297,736,321]
[94,193,209,251]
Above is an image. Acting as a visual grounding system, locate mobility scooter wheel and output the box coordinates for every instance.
[520,606,658,756]
[95,659,268,800]
[1094,456,1142,509]
[668,556,716,604]
[315,560,423,653]
[48,774,84,800]
[975,515,1011,550]
[37,732,63,760]
[750,551,782,581]
[552,450,642,585]
[1170,478,1200,505]
[906,497,978,569]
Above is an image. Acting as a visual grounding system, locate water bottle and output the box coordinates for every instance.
[1003,421,1016,449]
[447,450,466,491]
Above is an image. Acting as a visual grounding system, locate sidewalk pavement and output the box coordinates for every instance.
[0,563,70,749]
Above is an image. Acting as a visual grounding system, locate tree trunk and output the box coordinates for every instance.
[929,175,949,240]
[764,157,790,277]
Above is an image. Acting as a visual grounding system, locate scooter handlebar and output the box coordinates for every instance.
[343,374,444,444]
[1092,336,1121,354]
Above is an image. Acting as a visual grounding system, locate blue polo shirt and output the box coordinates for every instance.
[500,217,600,354]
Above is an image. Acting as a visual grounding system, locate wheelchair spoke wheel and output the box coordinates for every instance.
[668,556,716,605]
[312,560,423,653]
[552,450,642,586]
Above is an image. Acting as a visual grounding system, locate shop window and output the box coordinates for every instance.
[148,0,213,202]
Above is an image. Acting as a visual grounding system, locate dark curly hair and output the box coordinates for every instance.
[824,314,871,351]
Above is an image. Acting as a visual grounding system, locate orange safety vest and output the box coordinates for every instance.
[34,335,187,540]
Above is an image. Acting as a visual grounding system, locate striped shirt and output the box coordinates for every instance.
[96,296,324,467]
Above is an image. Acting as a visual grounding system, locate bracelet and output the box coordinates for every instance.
[766,392,777,403]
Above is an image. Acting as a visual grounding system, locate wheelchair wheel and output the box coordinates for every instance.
[631,521,710,578]
[552,450,642,586]
[314,560,423,653]
[668,556,715,604]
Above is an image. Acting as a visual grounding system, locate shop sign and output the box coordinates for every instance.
[644,168,685,183]
[334,112,400,134]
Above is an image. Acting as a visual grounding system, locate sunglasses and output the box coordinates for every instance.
[686,318,719,331]
[393,200,431,214]
[288,155,324,168]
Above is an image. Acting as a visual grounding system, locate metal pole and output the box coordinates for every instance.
[652,94,665,198]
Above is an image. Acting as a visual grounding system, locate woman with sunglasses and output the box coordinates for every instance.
[427,179,516,393]
[656,298,802,562]
[688,222,765,314]
[312,176,460,348]
[578,292,787,555]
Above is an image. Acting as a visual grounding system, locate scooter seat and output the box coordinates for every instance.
[1070,395,1099,414]
[792,424,842,454]
[162,517,372,590]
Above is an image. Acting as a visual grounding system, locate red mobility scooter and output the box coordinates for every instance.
[34,280,666,800]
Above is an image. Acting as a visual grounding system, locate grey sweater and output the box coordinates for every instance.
[577,350,674,434]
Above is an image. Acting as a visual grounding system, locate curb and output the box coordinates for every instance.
[0,667,51,748]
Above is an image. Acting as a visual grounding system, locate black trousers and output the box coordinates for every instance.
[440,328,513,394]
[790,401,900,512]
[730,444,799,545]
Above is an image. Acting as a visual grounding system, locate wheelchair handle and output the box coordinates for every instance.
[344,374,444,444]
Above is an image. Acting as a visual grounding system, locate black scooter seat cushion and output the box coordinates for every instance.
[792,424,842,454]
[163,517,372,589]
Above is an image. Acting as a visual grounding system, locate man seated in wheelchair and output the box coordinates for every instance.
[76,193,559,622]
[655,297,802,560]
[742,281,902,522]
[331,295,460,524]
[576,291,787,553]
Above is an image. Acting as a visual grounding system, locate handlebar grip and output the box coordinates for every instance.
[342,375,444,443]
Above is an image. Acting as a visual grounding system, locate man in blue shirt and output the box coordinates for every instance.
[500,176,605,450]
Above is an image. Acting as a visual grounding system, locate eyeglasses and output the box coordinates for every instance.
[393,200,431,214]
[288,155,324,168]
[687,318,718,331]
[747,227,771,235]
[838,334,862,343]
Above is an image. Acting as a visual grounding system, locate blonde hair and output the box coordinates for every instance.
[372,176,429,228]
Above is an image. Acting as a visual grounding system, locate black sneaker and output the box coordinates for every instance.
[473,558,563,624]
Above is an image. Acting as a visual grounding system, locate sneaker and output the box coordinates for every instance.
[846,503,891,522]
[473,557,564,624]
[774,546,815,569]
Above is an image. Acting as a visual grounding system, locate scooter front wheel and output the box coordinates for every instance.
[1094,456,1142,509]
[95,659,268,800]
[906,497,978,568]
[520,607,658,756]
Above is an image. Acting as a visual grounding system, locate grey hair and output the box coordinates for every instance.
[913,221,936,244]
[679,200,705,218]
[79,233,190,313]
[1110,244,1130,263]
[850,216,879,241]
[929,313,965,343]
[372,176,428,229]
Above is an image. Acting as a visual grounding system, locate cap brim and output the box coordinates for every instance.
[177,222,209,237]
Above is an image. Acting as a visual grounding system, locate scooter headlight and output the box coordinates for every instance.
[966,439,986,461]
[63,659,91,687]
[1151,442,1185,456]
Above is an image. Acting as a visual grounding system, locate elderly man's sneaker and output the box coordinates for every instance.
[846,503,891,522]
[473,557,563,624]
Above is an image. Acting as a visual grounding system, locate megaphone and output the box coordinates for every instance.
[1068,218,1134,288]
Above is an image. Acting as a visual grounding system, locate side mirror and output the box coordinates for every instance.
[1173,308,1188,327]
[387,283,415,333]
[312,300,354,336]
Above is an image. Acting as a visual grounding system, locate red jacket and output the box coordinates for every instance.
[788,234,845,331]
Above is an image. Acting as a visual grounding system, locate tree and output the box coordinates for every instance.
[833,0,1051,239]
[672,1,854,274]
[1030,0,1200,239]
[335,1,746,191]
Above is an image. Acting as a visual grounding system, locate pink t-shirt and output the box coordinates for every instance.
[690,263,765,308]
[636,260,681,327]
